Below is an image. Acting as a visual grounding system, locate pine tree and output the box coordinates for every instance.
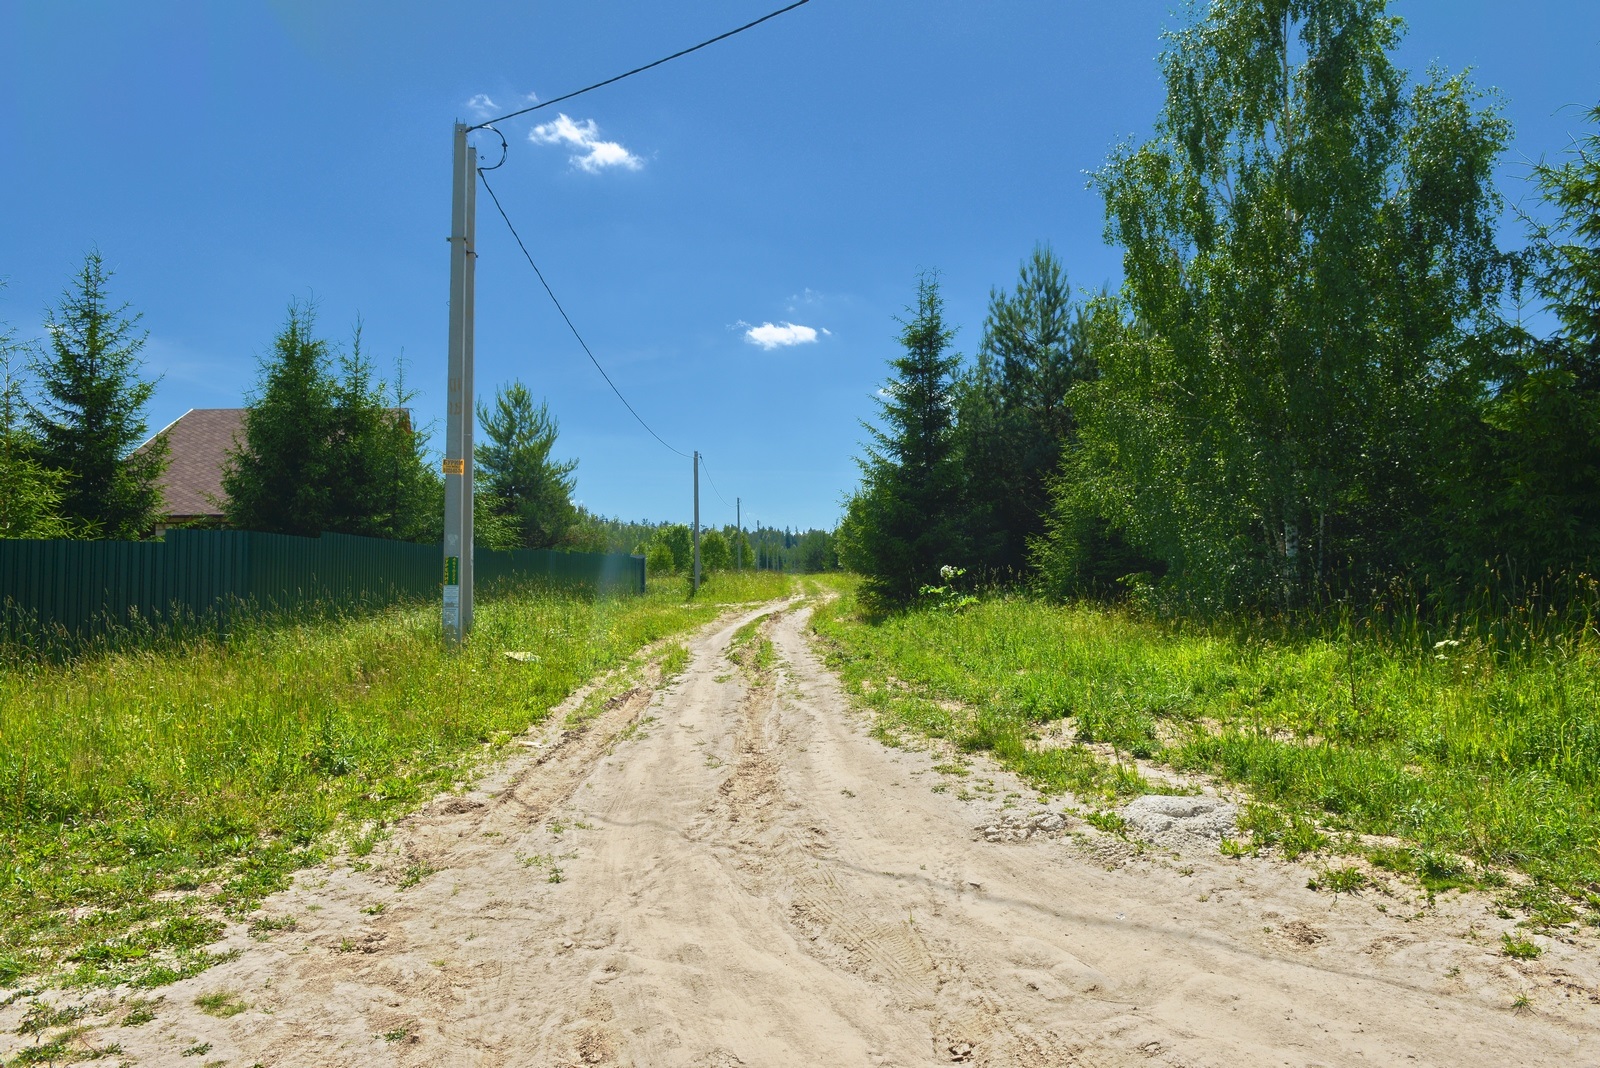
[842,272,968,606]
[28,252,167,539]
[474,382,578,549]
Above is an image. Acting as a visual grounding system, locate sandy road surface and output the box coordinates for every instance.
[37,597,1600,1066]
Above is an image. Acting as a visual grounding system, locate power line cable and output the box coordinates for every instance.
[697,453,733,511]
[472,0,812,130]
[477,168,691,459]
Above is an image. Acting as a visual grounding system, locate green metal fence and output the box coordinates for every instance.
[0,529,645,640]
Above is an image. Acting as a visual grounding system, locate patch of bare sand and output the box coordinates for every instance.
[14,599,1600,1067]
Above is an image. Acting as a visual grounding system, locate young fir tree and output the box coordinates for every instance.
[28,252,167,539]
[0,316,72,539]
[323,325,437,542]
[957,246,1092,576]
[222,302,339,536]
[840,272,967,606]
[224,303,435,540]
[474,381,578,550]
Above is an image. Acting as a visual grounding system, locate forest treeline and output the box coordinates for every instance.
[842,0,1600,614]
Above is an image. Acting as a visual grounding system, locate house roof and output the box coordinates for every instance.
[139,408,246,519]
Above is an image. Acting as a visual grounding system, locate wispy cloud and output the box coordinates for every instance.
[466,93,498,118]
[529,113,642,173]
[743,321,820,350]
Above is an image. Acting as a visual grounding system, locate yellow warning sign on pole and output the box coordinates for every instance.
[441,457,465,475]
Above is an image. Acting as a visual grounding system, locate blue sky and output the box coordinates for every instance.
[2,2,1597,532]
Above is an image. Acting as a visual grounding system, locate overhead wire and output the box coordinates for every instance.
[471,0,812,130]
[696,452,733,511]
[467,1,814,503]
[476,168,691,459]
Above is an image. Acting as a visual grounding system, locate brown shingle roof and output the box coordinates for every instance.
[139,408,245,520]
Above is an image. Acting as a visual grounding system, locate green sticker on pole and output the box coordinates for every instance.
[445,555,460,585]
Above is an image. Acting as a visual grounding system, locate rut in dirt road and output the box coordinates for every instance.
[38,596,1600,1067]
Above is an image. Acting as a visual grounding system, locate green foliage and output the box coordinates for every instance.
[1529,101,1600,379]
[744,524,835,573]
[27,251,167,539]
[1500,932,1542,960]
[918,564,977,612]
[568,509,666,556]
[841,272,969,605]
[699,528,730,572]
[1435,102,1600,583]
[1071,2,1511,608]
[813,579,1149,802]
[223,304,435,542]
[1308,866,1367,894]
[475,381,578,549]
[956,246,1095,576]
[1085,810,1128,835]
[724,525,755,570]
[0,326,73,540]
[652,523,693,573]
[644,540,675,577]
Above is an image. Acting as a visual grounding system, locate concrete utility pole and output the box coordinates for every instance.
[736,497,741,571]
[442,122,477,645]
[692,451,701,594]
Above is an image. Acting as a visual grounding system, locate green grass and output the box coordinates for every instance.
[193,989,246,1018]
[1501,932,1543,960]
[0,570,791,991]
[726,614,777,677]
[810,576,1600,913]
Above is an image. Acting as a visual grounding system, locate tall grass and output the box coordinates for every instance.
[0,570,791,990]
[812,576,1600,907]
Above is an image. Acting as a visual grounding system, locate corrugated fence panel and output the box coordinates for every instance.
[0,530,643,642]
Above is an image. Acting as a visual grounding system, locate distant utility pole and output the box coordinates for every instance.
[442,122,477,646]
[736,497,742,571]
[692,451,701,594]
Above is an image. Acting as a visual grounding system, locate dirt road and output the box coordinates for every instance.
[47,598,1600,1065]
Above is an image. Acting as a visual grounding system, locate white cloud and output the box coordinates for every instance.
[529,113,642,173]
[744,321,820,350]
[466,93,498,117]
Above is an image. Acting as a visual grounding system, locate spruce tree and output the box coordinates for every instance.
[0,316,71,539]
[224,304,437,541]
[842,272,967,606]
[222,302,339,537]
[474,381,578,549]
[28,252,167,539]
[957,246,1091,576]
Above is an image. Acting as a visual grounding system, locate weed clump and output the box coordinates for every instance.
[1500,932,1543,960]
[193,989,247,1018]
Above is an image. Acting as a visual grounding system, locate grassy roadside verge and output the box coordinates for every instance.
[810,575,1600,926]
[0,570,791,992]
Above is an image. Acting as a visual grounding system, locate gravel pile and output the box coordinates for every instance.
[1120,794,1238,852]
[976,810,1070,843]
